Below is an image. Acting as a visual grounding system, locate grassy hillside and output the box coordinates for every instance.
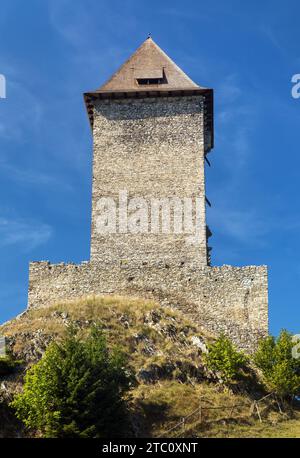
[0,295,299,438]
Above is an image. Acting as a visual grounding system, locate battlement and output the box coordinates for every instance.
[28,261,268,352]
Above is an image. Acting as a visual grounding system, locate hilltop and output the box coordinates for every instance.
[0,296,299,438]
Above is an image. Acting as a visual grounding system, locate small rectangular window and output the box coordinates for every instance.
[137,77,164,85]
[135,68,167,86]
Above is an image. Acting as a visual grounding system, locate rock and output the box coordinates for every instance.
[11,331,54,362]
[137,363,176,383]
[119,315,130,329]
[141,344,156,356]
[133,333,149,343]
[190,336,208,353]
[163,324,177,338]
[137,369,154,383]
[144,310,162,325]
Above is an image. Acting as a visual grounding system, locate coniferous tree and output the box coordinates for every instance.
[11,326,132,438]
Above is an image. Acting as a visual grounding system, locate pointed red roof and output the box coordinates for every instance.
[97,37,201,92]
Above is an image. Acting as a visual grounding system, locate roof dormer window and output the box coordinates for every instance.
[137,77,164,85]
[135,68,167,86]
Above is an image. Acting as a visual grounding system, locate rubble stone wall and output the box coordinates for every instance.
[28,261,268,352]
[91,95,207,267]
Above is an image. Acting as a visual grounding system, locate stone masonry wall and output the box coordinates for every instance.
[91,95,207,267]
[26,94,269,353]
[28,261,268,352]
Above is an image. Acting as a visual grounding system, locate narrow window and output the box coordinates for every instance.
[135,68,167,86]
[137,77,164,85]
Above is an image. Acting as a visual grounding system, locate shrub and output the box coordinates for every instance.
[11,326,132,437]
[204,334,247,383]
[254,330,300,399]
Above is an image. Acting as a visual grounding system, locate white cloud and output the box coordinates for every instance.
[48,0,136,50]
[213,74,261,192]
[209,207,268,247]
[218,74,243,104]
[48,0,93,48]
[259,24,285,55]
[207,75,269,251]
[0,159,73,190]
[0,217,52,251]
[0,79,43,141]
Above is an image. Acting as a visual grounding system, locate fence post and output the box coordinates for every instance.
[230,403,235,417]
[274,395,283,414]
[181,417,185,434]
[255,402,262,423]
[199,399,202,424]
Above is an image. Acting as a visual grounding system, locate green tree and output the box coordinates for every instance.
[204,334,247,383]
[11,326,132,437]
[254,330,300,399]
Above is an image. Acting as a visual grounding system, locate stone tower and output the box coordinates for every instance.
[84,37,213,268]
[28,38,268,352]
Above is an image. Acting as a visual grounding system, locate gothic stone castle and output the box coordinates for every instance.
[28,38,268,351]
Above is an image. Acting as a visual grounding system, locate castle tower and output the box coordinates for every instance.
[28,37,268,352]
[84,37,213,267]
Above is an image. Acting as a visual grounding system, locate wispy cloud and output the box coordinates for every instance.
[0,159,73,190]
[206,74,267,255]
[47,0,137,85]
[0,217,52,251]
[48,0,136,50]
[259,24,285,55]
[209,207,269,247]
[48,0,95,49]
[215,74,259,184]
[0,79,43,141]
[209,203,300,251]
[218,74,243,104]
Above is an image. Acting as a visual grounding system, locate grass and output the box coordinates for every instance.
[131,380,249,437]
[1,295,300,438]
[0,295,213,376]
[130,380,300,438]
[199,415,300,438]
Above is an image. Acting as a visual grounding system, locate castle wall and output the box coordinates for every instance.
[28,261,268,352]
[91,95,208,267]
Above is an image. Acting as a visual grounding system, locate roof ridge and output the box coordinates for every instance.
[147,38,199,88]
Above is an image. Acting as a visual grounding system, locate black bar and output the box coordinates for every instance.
[205,197,212,207]
[205,156,211,166]
[0,438,298,456]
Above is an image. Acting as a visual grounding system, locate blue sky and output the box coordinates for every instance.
[0,0,299,335]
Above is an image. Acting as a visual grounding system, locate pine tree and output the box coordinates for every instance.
[11,326,132,437]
